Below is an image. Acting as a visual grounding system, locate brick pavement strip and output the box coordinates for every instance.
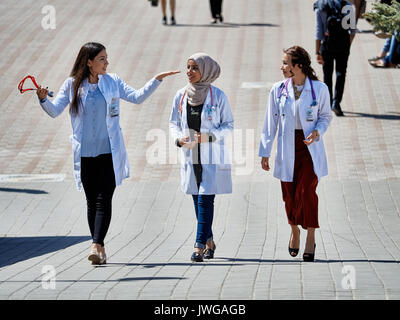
[0,0,400,300]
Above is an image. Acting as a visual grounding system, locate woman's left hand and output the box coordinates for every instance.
[155,70,180,81]
[194,132,210,144]
[303,130,319,146]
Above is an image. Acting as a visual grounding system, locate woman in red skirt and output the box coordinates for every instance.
[259,46,332,262]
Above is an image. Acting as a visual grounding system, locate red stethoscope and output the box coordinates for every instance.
[178,86,214,114]
[18,75,54,97]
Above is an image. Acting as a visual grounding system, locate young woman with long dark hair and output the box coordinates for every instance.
[259,46,332,262]
[36,42,179,265]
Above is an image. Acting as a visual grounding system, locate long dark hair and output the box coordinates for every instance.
[70,42,105,115]
[283,46,318,81]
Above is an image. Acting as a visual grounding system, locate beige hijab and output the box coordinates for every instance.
[186,53,221,106]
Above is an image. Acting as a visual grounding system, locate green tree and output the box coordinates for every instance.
[363,1,400,40]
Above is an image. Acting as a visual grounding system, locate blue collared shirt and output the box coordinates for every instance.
[315,0,356,41]
[81,84,111,157]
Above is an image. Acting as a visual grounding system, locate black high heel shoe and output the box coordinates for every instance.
[288,231,300,257]
[288,244,299,257]
[303,244,316,262]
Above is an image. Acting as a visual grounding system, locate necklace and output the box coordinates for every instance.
[293,85,303,100]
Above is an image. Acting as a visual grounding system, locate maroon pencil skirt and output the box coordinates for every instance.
[280,130,319,230]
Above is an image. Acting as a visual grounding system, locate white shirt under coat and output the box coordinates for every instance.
[39,73,161,191]
[259,77,332,182]
[169,85,234,195]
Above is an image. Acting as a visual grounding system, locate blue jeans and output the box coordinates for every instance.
[383,32,400,65]
[192,194,215,249]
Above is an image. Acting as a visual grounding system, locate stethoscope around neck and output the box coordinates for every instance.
[178,85,214,114]
[278,77,317,106]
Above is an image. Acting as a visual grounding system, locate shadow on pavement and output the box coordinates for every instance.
[220,257,400,264]
[119,276,186,281]
[105,257,400,267]
[0,187,48,194]
[173,22,279,28]
[0,236,91,268]
[344,111,400,120]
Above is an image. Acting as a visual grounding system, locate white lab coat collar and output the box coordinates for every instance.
[180,85,213,137]
[79,74,112,107]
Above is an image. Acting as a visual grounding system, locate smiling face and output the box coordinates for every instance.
[87,49,109,77]
[280,53,302,79]
[187,59,202,84]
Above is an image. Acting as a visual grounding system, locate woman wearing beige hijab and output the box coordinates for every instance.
[169,53,234,262]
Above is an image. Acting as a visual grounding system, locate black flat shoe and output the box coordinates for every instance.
[332,106,344,117]
[204,243,216,259]
[303,244,316,262]
[191,252,203,262]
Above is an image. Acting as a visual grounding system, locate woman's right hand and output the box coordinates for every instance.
[261,157,270,171]
[178,136,196,149]
[155,70,180,81]
[36,85,49,100]
[316,54,324,65]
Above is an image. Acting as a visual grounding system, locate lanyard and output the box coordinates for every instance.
[178,86,213,114]
[309,78,317,106]
[278,78,316,105]
[278,78,290,99]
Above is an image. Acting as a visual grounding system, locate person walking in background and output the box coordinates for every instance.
[36,42,179,265]
[169,53,234,262]
[347,0,366,23]
[259,46,332,262]
[209,0,223,24]
[314,0,356,117]
[161,0,176,25]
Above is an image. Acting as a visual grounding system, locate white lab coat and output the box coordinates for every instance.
[39,73,161,191]
[259,77,332,182]
[169,85,234,194]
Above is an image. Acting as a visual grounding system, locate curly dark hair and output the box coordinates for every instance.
[283,46,318,81]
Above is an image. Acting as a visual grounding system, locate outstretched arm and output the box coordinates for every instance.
[36,78,71,118]
[118,71,180,104]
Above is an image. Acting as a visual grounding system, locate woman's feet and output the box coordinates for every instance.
[88,243,106,265]
[210,15,223,24]
[303,228,316,262]
[303,244,316,262]
[288,226,300,257]
[162,16,176,25]
[369,59,397,68]
[191,248,204,262]
[204,241,216,259]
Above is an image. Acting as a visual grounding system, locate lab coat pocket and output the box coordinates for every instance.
[278,96,288,117]
[217,163,231,171]
[180,163,190,190]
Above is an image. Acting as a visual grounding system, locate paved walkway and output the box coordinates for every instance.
[0,0,399,300]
